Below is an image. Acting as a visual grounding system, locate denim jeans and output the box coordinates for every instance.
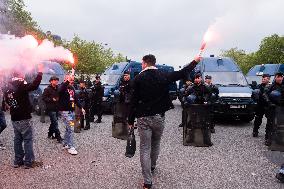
[137,114,165,185]
[61,111,75,148]
[12,119,35,166]
[0,110,7,134]
[48,111,60,137]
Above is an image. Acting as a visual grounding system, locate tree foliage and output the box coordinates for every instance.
[64,36,125,75]
[0,0,41,36]
[221,34,284,73]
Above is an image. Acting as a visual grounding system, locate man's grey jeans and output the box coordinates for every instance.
[12,119,35,166]
[137,114,165,185]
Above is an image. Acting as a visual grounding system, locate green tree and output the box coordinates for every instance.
[220,47,257,73]
[1,0,41,36]
[65,36,125,75]
[221,34,284,74]
[256,34,284,64]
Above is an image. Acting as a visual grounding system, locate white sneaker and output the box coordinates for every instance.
[68,147,78,155]
[0,143,6,150]
[63,144,69,150]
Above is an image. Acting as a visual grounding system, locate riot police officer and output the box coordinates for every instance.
[185,73,211,105]
[204,75,219,133]
[78,80,91,130]
[184,73,213,146]
[263,72,284,146]
[119,71,132,105]
[90,75,104,123]
[178,80,193,128]
[252,74,271,138]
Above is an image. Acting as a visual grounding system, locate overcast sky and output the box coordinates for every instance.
[25,0,284,68]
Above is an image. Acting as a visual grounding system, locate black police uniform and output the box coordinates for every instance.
[205,77,219,133]
[90,81,104,123]
[78,86,91,130]
[263,79,284,145]
[185,82,212,146]
[252,81,270,137]
[186,82,211,104]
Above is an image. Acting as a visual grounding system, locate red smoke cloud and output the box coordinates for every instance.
[0,34,74,73]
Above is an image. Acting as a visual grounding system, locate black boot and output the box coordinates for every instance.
[203,128,213,146]
[95,119,102,123]
[55,131,63,143]
[84,124,90,130]
[252,132,258,137]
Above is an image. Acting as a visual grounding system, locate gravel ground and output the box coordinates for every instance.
[1,100,284,189]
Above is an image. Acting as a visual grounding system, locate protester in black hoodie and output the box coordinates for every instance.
[42,76,62,142]
[3,64,43,169]
[128,54,200,189]
[58,75,84,155]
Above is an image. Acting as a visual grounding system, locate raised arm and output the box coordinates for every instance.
[166,57,200,83]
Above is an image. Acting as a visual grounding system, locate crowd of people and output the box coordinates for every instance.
[1,55,284,188]
[0,65,105,165]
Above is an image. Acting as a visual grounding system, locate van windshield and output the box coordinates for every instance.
[101,74,121,86]
[247,65,278,76]
[204,72,248,86]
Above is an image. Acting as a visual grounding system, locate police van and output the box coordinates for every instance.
[26,61,66,115]
[189,56,256,122]
[246,64,284,85]
[100,60,177,112]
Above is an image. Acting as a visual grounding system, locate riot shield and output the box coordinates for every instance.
[269,106,284,151]
[183,104,212,147]
[112,102,129,140]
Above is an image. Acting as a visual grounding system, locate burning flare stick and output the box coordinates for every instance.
[197,29,212,57]
[198,41,207,57]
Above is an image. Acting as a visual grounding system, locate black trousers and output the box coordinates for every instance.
[253,104,273,139]
[80,107,90,128]
[47,111,61,138]
[90,103,103,122]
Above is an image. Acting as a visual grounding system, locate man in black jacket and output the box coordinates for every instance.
[90,76,104,123]
[252,74,271,138]
[42,76,62,142]
[78,80,91,130]
[3,65,43,169]
[128,54,200,189]
[58,75,84,155]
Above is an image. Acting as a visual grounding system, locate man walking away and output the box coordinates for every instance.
[42,76,62,143]
[3,64,43,169]
[128,54,200,189]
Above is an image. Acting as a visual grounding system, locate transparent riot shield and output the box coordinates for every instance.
[112,101,129,140]
[269,106,284,151]
[183,104,212,147]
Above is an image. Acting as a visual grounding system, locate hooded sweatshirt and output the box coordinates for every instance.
[3,73,42,121]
